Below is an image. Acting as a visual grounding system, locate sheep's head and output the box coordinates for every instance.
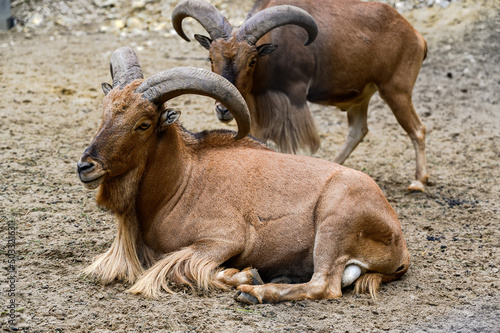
[78,83,157,189]
[193,36,277,123]
[172,0,317,123]
[77,47,250,190]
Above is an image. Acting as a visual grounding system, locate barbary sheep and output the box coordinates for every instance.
[172,0,429,191]
[77,47,410,304]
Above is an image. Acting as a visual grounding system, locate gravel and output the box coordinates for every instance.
[9,0,468,35]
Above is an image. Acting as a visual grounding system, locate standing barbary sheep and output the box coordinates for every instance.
[172,0,429,192]
[78,47,410,304]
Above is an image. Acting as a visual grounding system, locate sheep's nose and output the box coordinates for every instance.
[77,161,94,174]
[215,103,234,123]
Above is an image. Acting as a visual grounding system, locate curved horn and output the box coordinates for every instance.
[136,67,250,140]
[237,5,318,46]
[109,47,144,89]
[172,0,233,42]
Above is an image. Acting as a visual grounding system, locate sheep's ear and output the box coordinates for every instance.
[194,34,212,50]
[102,82,113,95]
[160,108,181,129]
[257,43,278,56]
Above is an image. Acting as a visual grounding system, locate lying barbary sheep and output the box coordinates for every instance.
[172,0,429,191]
[77,47,410,304]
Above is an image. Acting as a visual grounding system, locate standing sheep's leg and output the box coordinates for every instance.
[333,97,371,164]
[379,89,428,191]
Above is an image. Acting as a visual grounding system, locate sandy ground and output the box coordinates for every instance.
[1,0,499,332]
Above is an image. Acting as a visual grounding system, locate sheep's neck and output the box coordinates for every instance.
[135,127,193,246]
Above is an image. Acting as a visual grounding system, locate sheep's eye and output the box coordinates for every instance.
[137,123,151,131]
[208,57,214,64]
[249,59,257,67]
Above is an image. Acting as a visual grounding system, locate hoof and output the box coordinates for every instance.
[408,180,425,192]
[234,290,260,305]
[248,269,264,285]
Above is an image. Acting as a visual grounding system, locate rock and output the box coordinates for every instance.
[28,12,44,27]
[435,0,451,8]
[10,0,469,34]
[131,0,146,10]
[151,22,168,32]
[126,17,144,29]
[396,1,413,12]
[94,0,116,8]
[111,19,125,30]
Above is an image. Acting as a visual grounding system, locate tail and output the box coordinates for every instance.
[354,264,409,298]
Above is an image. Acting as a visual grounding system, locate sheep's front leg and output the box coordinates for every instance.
[127,240,261,298]
[83,214,143,284]
[216,267,264,287]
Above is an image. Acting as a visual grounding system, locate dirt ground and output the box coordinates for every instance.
[1,0,499,332]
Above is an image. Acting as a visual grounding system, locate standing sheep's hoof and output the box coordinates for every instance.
[234,290,261,305]
[408,180,425,192]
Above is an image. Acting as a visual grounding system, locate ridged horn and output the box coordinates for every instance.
[136,67,250,140]
[172,0,233,42]
[237,5,318,46]
[109,47,144,89]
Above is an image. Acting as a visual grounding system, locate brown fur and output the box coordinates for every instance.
[249,91,320,154]
[127,247,226,298]
[354,273,383,299]
[82,212,144,284]
[78,79,410,303]
[180,124,270,152]
[188,0,429,188]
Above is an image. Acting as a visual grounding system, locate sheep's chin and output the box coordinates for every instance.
[82,176,104,190]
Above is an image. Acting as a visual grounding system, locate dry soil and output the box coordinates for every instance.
[0,1,499,332]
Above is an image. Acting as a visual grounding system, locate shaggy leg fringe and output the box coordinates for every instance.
[250,91,321,154]
[82,216,143,284]
[138,242,161,269]
[354,273,383,299]
[127,247,227,299]
[82,236,143,285]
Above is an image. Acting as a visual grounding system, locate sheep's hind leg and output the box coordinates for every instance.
[234,263,365,305]
[235,270,342,304]
[379,87,428,191]
[235,214,360,304]
[333,96,372,164]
